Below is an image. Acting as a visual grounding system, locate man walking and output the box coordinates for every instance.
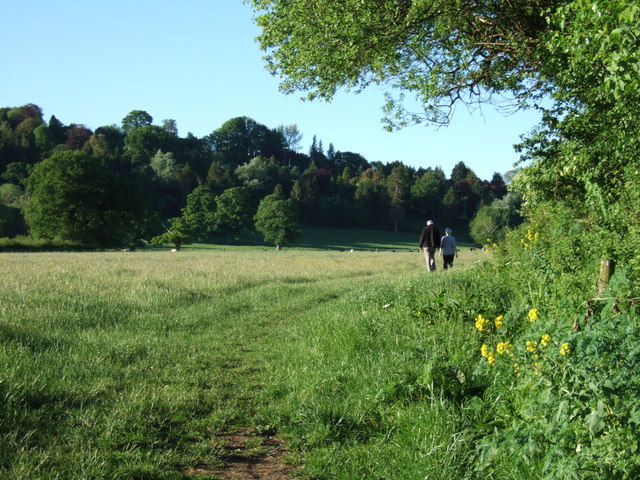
[419,220,441,271]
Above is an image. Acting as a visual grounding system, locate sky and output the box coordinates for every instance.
[1,0,543,181]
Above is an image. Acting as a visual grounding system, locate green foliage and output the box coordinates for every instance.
[24,150,146,248]
[0,236,87,252]
[121,109,153,133]
[0,103,508,242]
[410,167,447,217]
[150,149,182,182]
[0,183,25,207]
[254,189,301,248]
[180,184,217,239]
[0,203,26,237]
[251,0,556,127]
[150,216,193,250]
[469,192,523,245]
[214,186,254,241]
[123,125,174,166]
[513,0,640,283]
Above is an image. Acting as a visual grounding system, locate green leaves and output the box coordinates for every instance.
[250,0,553,127]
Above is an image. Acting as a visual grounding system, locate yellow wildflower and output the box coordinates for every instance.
[480,344,490,358]
[526,341,537,352]
[560,343,570,355]
[494,315,504,329]
[513,363,520,374]
[533,362,542,375]
[496,341,513,355]
[487,352,495,366]
[528,308,539,322]
[475,314,489,332]
[526,229,540,242]
[541,334,552,347]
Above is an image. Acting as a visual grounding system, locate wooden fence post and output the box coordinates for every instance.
[597,259,615,296]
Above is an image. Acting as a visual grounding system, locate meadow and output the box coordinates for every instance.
[3,233,638,479]
[0,245,486,479]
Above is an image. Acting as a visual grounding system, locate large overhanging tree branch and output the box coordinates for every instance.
[250,0,562,128]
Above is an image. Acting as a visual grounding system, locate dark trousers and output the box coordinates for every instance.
[443,255,455,269]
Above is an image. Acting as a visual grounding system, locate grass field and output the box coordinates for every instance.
[1,245,488,479]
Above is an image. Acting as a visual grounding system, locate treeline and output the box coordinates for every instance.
[0,104,520,248]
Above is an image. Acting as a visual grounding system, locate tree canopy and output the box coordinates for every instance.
[25,150,145,247]
[251,0,559,128]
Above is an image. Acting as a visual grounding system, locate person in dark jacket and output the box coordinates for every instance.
[419,220,441,271]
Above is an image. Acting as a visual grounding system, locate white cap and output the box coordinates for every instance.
[427,220,434,225]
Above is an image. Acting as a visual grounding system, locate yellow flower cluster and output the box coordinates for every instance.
[521,228,541,250]
[475,314,505,332]
[476,305,572,374]
[496,341,513,355]
[480,344,495,365]
[475,314,490,332]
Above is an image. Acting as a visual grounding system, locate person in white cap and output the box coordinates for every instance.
[440,227,458,270]
[419,220,440,271]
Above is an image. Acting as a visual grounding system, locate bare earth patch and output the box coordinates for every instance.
[184,429,297,479]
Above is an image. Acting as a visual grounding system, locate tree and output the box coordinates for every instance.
[333,151,370,175]
[65,124,93,150]
[181,185,217,239]
[161,119,178,136]
[355,168,389,225]
[512,0,640,276]
[450,161,476,183]
[254,186,301,250]
[206,157,230,194]
[48,115,67,145]
[441,186,462,218]
[469,192,523,245]
[123,125,173,166]
[250,0,557,128]
[308,135,327,167]
[235,156,272,192]
[122,110,153,133]
[150,150,182,183]
[411,167,447,218]
[150,216,192,250]
[277,124,303,152]
[33,124,56,156]
[0,183,25,207]
[208,117,282,169]
[0,203,26,238]
[387,164,413,232]
[25,151,145,247]
[214,187,254,243]
[2,162,31,185]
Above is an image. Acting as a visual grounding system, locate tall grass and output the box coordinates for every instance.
[1,249,486,479]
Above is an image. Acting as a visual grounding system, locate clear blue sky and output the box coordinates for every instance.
[0,0,542,181]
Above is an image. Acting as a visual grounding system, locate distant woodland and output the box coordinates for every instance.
[0,104,521,248]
